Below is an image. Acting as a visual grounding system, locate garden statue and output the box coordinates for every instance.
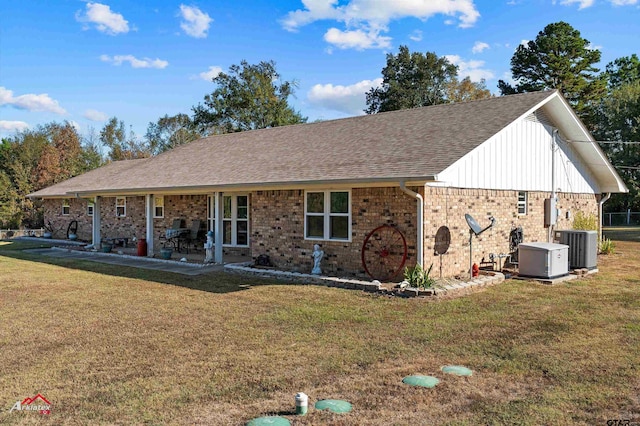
[312,244,324,275]
[204,231,214,263]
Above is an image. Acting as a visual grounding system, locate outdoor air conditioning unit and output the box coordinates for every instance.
[554,230,598,269]
[518,242,569,279]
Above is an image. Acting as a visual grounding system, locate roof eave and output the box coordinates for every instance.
[65,176,438,197]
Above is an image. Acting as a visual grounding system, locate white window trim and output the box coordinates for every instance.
[208,194,249,247]
[304,190,352,242]
[62,199,70,216]
[221,193,251,248]
[87,201,94,216]
[517,191,528,215]
[116,196,126,217]
[153,196,164,218]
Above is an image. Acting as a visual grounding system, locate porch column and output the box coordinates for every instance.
[215,192,223,264]
[92,196,101,247]
[145,194,154,256]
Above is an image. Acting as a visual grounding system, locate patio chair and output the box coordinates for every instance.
[179,220,202,254]
[160,219,185,249]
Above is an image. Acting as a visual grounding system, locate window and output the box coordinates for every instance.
[116,196,126,217]
[153,196,164,218]
[517,191,527,215]
[87,201,94,216]
[305,190,350,241]
[223,195,249,246]
[62,199,70,215]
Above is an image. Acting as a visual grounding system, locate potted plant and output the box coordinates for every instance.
[160,246,173,260]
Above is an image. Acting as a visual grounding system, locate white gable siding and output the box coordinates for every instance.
[436,117,600,194]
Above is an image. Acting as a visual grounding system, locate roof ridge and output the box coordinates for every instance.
[194,89,558,144]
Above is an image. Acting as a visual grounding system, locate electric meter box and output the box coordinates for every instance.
[518,242,569,279]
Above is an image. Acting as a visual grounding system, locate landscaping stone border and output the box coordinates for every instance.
[224,262,505,298]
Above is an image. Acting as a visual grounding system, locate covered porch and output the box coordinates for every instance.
[88,192,251,265]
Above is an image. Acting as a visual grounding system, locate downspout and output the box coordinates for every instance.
[399,182,424,269]
[549,129,558,243]
[598,193,611,242]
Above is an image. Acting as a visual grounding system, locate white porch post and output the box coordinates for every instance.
[92,196,101,247]
[215,191,223,264]
[145,194,154,256]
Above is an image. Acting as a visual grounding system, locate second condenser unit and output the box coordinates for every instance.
[554,230,598,269]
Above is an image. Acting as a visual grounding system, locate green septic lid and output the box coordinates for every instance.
[402,375,440,388]
[246,416,291,426]
[314,399,353,413]
[441,365,473,376]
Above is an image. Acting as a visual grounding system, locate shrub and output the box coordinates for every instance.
[599,237,616,255]
[403,263,435,289]
[573,211,598,231]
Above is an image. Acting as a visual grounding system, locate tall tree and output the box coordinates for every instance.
[100,117,150,161]
[595,56,640,212]
[146,113,201,155]
[192,60,307,134]
[446,77,492,103]
[0,122,105,228]
[498,21,605,125]
[80,126,105,171]
[365,46,458,114]
[605,54,640,90]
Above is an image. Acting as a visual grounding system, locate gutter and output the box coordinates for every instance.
[60,176,439,199]
[399,181,424,269]
[598,193,611,242]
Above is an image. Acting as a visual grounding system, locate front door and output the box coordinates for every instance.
[207,194,249,248]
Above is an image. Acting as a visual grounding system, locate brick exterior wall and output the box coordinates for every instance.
[423,187,598,277]
[151,194,207,250]
[43,198,93,241]
[42,186,598,278]
[99,196,147,243]
[250,187,420,278]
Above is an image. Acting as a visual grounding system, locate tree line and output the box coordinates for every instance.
[1,21,638,228]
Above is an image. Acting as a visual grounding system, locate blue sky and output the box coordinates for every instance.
[1,0,638,139]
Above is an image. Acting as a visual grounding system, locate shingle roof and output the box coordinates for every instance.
[28,158,149,197]
[29,90,558,197]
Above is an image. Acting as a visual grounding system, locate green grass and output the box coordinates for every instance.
[1,238,639,425]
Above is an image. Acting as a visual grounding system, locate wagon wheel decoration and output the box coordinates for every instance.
[361,225,408,281]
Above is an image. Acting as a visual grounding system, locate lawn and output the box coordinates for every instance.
[1,237,639,425]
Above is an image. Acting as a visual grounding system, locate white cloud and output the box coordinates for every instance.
[472,41,489,54]
[0,86,66,114]
[281,0,480,50]
[199,66,223,81]
[559,0,638,6]
[179,5,212,38]
[76,2,129,35]
[560,0,595,8]
[0,120,29,132]
[100,54,169,69]
[324,28,391,50]
[610,0,638,4]
[445,55,495,81]
[83,109,108,122]
[307,78,382,115]
[409,30,423,42]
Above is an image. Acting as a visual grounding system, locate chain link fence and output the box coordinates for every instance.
[603,211,640,226]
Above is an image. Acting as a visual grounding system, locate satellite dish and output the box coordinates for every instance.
[464,213,497,280]
[434,226,451,255]
[465,214,483,236]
